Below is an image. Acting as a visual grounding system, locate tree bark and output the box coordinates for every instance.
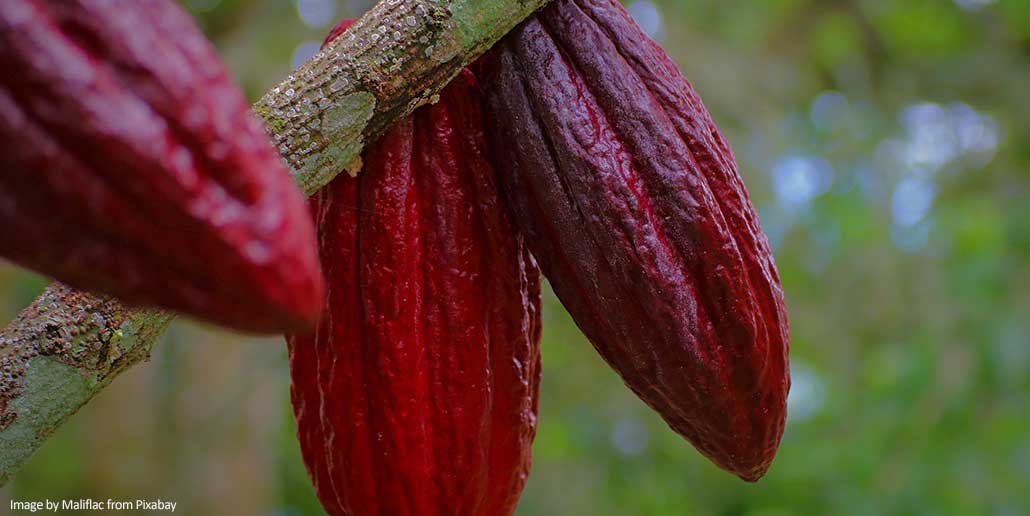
[0,0,550,485]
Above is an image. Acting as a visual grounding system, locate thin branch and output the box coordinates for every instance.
[0,0,550,485]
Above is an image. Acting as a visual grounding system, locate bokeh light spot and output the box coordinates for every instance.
[296,0,336,28]
[628,1,665,40]
[291,41,323,70]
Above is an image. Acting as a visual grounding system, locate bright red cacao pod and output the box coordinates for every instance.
[289,20,542,514]
[0,0,322,332]
[481,0,790,481]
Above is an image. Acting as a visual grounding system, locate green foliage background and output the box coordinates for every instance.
[2,0,1029,514]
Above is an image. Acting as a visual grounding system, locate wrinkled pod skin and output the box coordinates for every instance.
[481,0,790,481]
[288,20,543,516]
[0,0,323,333]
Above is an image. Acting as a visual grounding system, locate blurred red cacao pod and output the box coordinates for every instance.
[0,0,323,332]
[288,20,542,516]
[482,0,790,481]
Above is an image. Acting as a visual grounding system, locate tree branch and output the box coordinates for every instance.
[0,0,550,485]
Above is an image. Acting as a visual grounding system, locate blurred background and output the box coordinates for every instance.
[2,0,1029,514]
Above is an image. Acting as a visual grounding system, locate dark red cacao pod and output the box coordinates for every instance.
[0,0,323,333]
[481,0,790,481]
[288,22,542,513]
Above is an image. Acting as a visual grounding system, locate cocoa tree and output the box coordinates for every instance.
[0,0,552,485]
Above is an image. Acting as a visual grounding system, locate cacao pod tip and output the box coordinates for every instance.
[733,462,771,483]
[168,282,325,335]
[234,266,325,334]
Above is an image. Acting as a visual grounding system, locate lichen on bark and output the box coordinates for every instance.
[0,284,171,484]
[254,0,465,195]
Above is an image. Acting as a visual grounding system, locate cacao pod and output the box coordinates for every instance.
[482,0,790,481]
[0,0,322,333]
[289,22,542,513]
